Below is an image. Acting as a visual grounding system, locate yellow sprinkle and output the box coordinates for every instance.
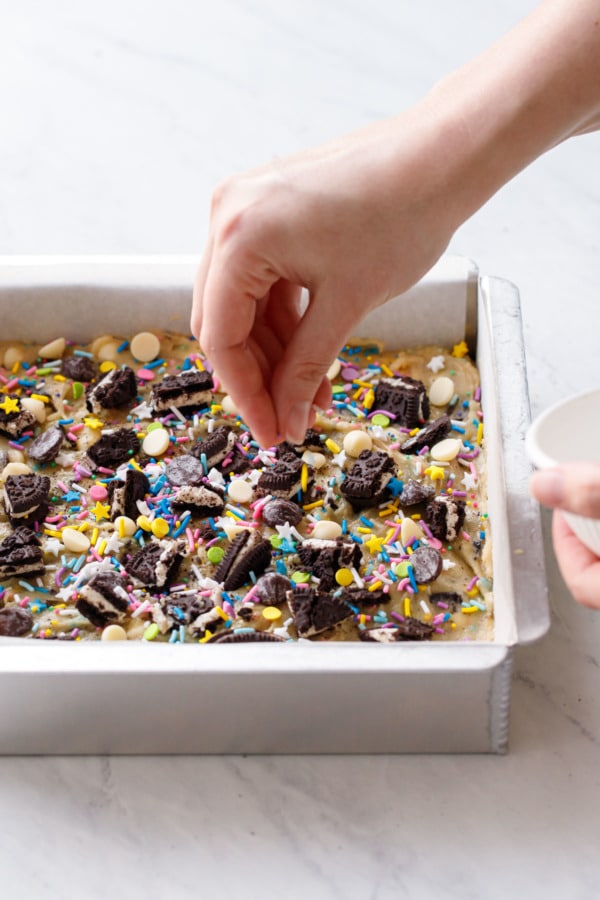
[137,515,152,532]
[301,463,308,493]
[210,404,222,414]
[335,568,354,587]
[78,522,90,532]
[53,374,66,382]
[359,614,367,626]
[403,597,411,617]
[215,606,229,621]
[363,389,375,410]
[99,360,117,372]
[451,622,457,629]
[194,358,205,371]
[96,539,107,556]
[225,509,244,520]
[198,629,213,644]
[476,423,484,444]
[302,499,324,511]
[352,386,364,401]
[325,438,340,454]
[354,380,373,389]
[262,606,282,622]
[383,528,395,544]
[466,587,480,598]
[461,606,479,614]
[368,580,383,592]
[357,526,372,534]
[43,529,62,538]
[151,517,170,538]
[452,341,469,358]
[424,465,445,481]
[91,527,99,546]
[129,458,143,472]
[83,416,104,430]
[30,393,50,404]
[380,363,394,377]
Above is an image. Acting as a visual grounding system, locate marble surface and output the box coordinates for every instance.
[0,1,599,897]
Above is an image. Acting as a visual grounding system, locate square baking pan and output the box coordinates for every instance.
[0,255,549,754]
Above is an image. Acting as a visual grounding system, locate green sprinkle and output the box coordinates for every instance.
[270,535,283,549]
[146,422,163,432]
[72,381,84,400]
[291,571,311,584]
[143,623,160,641]
[371,414,390,427]
[207,546,225,564]
[394,561,410,578]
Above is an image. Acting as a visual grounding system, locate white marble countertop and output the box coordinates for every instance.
[0,1,599,897]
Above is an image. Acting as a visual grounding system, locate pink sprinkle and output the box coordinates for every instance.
[452,490,467,497]
[67,432,78,443]
[436,600,449,609]
[198,590,213,597]
[97,466,114,475]
[391,611,405,623]
[186,527,195,552]
[89,485,108,501]
[419,521,443,549]
[137,368,155,381]
[55,568,66,587]
[388,442,401,451]
[383,584,390,594]
[396,578,410,592]
[56,481,69,493]
[69,423,85,433]
[432,613,445,625]
[45,514,62,523]
[467,575,478,590]
[76,464,93,478]
[469,462,478,478]
[474,387,481,402]
[461,531,471,541]
[19,597,29,608]
[76,510,88,520]
[5,378,19,390]
[88,548,102,562]
[175,436,188,443]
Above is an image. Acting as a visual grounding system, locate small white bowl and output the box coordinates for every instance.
[526,388,600,556]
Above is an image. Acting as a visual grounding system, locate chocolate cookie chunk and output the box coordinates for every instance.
[207,630,286,643]
[86,428,140,471]
[214,530,272,591]
[257,455,310,500]
[86,366,138,413]
[164,454,205,487]
[125,539,185,589]
[373,376,429,428]
[287,586,353,637]
[0,527,44,578]
[163,592,215,627]
[409,546,443,584]
[297,538,362,592]
[151,369,214,413]
[61,355,97,382]
[431,591,462,611]
[339,450,395,510]
[190,426,236,469]
[261,498,303,528]
[76,571,130,628]
[3,473,50,528]
[220,448,251,477]
[343,588,388,607]
[253,572,293,605]
[0,396,37,438]
[400,415,451,455]
[425,495,466,542]
[107,468,150,520]
[27,426,65,465]
[171,483,225,517]
[0,606,33,637]
[360,617,435,642]
[398,479,436,507]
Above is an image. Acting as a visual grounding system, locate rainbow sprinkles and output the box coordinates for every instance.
[0,330,493,643]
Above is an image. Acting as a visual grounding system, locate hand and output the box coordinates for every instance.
[530,462,600,608]
[191,110,463,448]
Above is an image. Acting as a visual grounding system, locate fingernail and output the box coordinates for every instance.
[286,402,311,445]
[532,468,565,506]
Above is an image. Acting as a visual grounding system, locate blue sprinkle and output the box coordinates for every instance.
[179,625,186,643]
[359,515,374,527]
[451,425,466,434]
[73,349,94,358]
[18,580,35,592]
[350,534,363,544]
[407,563,418,593]
[117,340,129,353]
[182,358,192,370]
[172,513,191,538]
[58,418,74,425]
[200,453,208,474]
[143,358,165,369]
[341,519,347,535]
[73,554,87,573]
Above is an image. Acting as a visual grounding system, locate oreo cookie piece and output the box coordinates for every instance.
[3,473,50,528]
[257,455,310,500]
[339,450,395,511]
[297,538,362,592]
[0,396,37,439]
[261,498,303,528]
[400,415,451,455]
[171,483,225,517]
[220,448,251,477]
[425,496,466,542]
[398,479,436,507]
[125,538,185,589]
[343,587,388,607]
[287,586,353,637]
[76,571,130,628]
[214,530,272,591]
[409,546,443,584]
[360,617,435,642]
[253,572,293,605]
[190,426,236,469]
[0,606,33,637]
[164,454,205,487]
[151,369,214,413]
[107,468,150,520]
[86,428,140,471]
[0,527,44,578]
[431,591,462,611]
[86,366,138,413]
[61,355,97,383]
[163,592,215,627]
[207,630,285,643]
[27,426,65,465]
[373,376,429,428]
[300,428,325,450]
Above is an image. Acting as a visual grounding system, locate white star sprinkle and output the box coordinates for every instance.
[43,537,62,558]
[130,401,153,420]
[462,472,478,491]
[331,449,347,468]
[276,522,303,542]
[442,559,456,571]
[207,467,225,486]
[426,355,446,373]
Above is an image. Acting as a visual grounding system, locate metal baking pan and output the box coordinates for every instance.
[0,255,549,753]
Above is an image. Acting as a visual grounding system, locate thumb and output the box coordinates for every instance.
[271,290,357,445]
[530,462,600,517]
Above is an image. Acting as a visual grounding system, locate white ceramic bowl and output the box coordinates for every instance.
[526,388,600,556]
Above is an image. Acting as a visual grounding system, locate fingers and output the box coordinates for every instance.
[552,510,600,609]
[530,462,600,516]
[190,237,213,341]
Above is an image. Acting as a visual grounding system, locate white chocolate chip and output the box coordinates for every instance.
[429,376,455,407]
[1,461,32,479]
[430,438,462,462]
[97,341,120,363]
[142,427,170,457]
[312,520,343,540]
[114,515,137,537]
[90,334,115,356]
[61,527,91,554]
[7,449,25,464]
[343,430,373,458]
[101,624,128,641]
[401,518,424,545]
[3,346,23,370]
[130,331,161,363]
[221,394,239,416]
[301,450,326,469]
[20,397,47,424]
[228,479,253,505]
[38,337,66,359]
[326,358,341,381]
